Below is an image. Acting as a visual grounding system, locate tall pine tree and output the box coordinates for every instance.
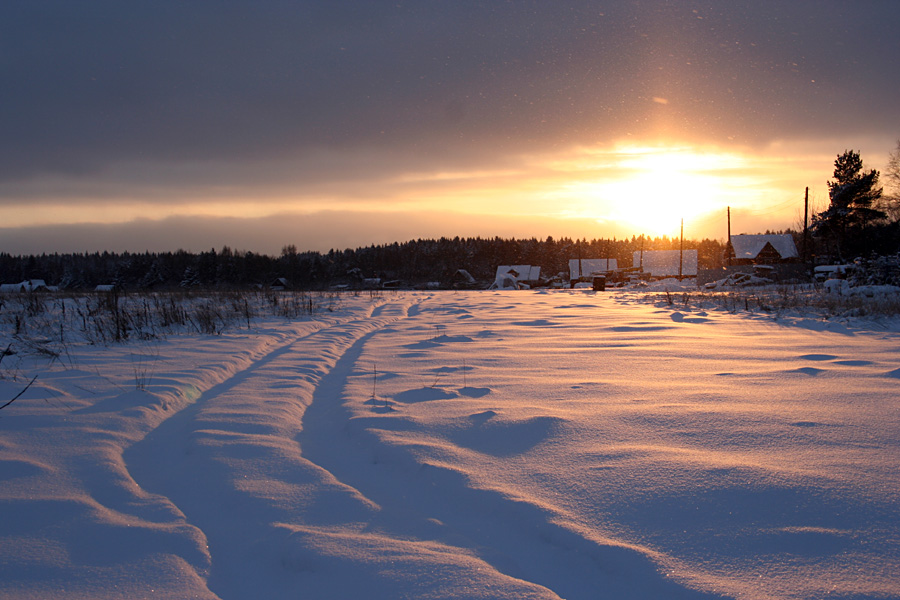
[812,150,884,260]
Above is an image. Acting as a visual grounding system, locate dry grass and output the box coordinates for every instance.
[650,284,900,321]
[0,290,348,383]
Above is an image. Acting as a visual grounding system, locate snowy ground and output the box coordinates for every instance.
[1,290,898,599]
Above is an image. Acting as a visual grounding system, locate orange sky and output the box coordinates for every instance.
[4,135,892,254]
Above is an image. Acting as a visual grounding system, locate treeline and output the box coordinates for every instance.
[0,235,733,290]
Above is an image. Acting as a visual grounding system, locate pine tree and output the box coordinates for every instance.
[812,150,885,260]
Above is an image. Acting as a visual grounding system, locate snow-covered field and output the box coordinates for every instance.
[1,289,898,599]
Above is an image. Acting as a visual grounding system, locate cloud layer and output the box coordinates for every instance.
[2,1,898,253]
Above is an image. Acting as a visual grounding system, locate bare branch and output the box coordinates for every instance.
[0,375,38,411]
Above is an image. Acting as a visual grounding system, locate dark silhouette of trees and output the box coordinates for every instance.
[812,150,885,260]
[0,235,730,291]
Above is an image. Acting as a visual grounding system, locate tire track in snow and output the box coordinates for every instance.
[299,303,730,600]
[124,300,419,599]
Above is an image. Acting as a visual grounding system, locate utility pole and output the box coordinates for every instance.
[803,187,809,264]
[727,206,731,244]
[726,206,732,267]
[639,234,644,270]
[679,218,684,279]
[578,240,583,280]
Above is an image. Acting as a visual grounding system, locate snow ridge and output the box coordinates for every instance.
[4,290,898,599]
[123,299,419,598]
[299,325,725,599]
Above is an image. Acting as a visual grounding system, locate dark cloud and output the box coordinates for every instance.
[3,1,898,184]
[0,210,619,256]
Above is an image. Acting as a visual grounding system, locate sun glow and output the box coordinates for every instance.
[560,145,760,238]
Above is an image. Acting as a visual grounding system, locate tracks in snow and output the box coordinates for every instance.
[124,300,416,599]
[298,304,726,600]
[126,296,723,600]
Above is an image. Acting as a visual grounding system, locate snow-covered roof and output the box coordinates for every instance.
[729,234,798,261]
[454,269,475,284]
[568,258,617,280]
[0,280,49,292]
[633,250,698,277]
[495,265,541,282]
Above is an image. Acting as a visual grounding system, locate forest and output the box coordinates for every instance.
[0,235,735,291]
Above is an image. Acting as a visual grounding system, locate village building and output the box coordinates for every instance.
[632,250,698,278]
[568,258,617,281]
[450,269,477,289]
[0,280,52,293]
[491,265,541,289]
[725,234,799,265]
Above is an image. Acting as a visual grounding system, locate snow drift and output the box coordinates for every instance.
[1,290,898,599]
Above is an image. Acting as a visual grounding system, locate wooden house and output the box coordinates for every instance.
[725,235,799,265]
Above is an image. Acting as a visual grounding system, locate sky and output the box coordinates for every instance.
[2,1,899,256]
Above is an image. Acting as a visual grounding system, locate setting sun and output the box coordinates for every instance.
[560,146,759,238]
